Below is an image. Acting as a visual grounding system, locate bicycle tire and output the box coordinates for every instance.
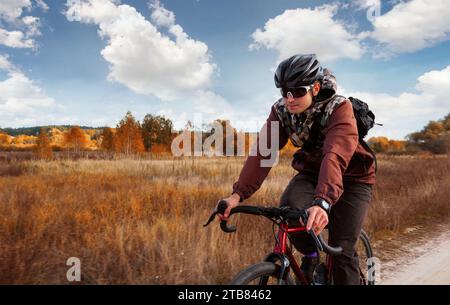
[229,262,296,285]
[359,229,375,285]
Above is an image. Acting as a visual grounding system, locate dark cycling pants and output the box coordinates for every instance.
[279,173,373,285]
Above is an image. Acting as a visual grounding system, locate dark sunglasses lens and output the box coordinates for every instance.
[292,87,308,97]
[281,87,308,98]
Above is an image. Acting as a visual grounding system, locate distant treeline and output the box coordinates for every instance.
[0,125,107,137]
[368,112,450,155]
[1,111,449,157]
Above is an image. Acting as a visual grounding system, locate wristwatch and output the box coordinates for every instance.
[312,198,331,215]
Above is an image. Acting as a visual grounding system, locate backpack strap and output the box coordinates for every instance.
[359,137,378,174]
[319,95,378,174]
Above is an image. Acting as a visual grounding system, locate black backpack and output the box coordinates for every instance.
[349,97,382,173]
[319,96,382,173]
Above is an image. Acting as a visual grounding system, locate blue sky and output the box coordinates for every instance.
[1,0,450,140]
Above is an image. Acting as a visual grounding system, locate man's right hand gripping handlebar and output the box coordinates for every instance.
[218,193,241,221]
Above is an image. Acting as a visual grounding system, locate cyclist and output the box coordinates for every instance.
[219,54,375,285]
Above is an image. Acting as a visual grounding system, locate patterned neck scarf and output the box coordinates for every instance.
[275,68,338,147]
[287,97,331,146]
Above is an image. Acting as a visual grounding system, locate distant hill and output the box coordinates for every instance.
[0,125,108,137]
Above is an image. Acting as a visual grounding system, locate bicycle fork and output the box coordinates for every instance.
[263,223,310,285]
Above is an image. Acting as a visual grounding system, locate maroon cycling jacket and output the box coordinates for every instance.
[232,100,376,206]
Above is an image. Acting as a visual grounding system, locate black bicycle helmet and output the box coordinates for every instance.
[274,54,324,88]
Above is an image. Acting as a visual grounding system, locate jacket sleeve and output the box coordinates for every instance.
[232,106,289,201]
[314,100,358,205]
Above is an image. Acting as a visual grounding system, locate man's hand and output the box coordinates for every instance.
[303,205,329,235]
[218,193,241,221]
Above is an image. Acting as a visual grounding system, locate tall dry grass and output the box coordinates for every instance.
[0,155,449,284]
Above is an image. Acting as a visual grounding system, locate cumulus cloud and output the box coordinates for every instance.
[250,0,450,60]
[0,54,14,71]
[0,28,34,48]
[0,54,59,128]
[341,65,450,139]
[416,66,450,102]
[367,0,450,56]
[35,0,49,12]
[22,15,41,37]
[249,5,365,62]
[149,0,175,28]
[0,0,47,49]
[0,0,32,22]
[353,0,381,10]
[65,0,218,101]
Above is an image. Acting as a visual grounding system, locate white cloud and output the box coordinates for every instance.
[0,0,31,22]
[249,5,365,62]
[341,65,450,140]
[0,0,47,49]
[149,0,175,28]
[22,15,41,37]
[416,65,450,102]
[368,0,450,56]
[0,28,35,48]
[0,54,16,71]
[35,0,49,12]
[65,0,217,101]
[0,54,59,128]
[353,0,381,10]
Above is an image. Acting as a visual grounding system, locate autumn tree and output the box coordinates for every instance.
[388,140,406,152]
[443,113,450,130]
[0,132,11,146]
[406,113,450,154]
[141,114,173,151]
[64,126,89,153]
[114,111,145,155]
[100,127,115,151]
[368,137,389,153]
[34,128,53,160]
[426,133,450,154]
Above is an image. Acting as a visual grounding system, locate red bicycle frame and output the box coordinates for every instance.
[272,222,332,285]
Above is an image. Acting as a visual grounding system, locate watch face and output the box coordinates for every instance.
[315,199,330,212]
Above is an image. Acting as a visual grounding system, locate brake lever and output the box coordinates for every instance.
[216,200,237,233]
[307,229,324,252]
[203,200,228,227]
[203,210,217,227]
[203,199,237,233]
[301,210,324,251]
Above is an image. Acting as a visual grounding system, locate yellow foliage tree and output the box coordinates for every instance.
[34,128,53,160]
[64,126,89,153]
[114,111,145,155]
[101,127,115,151]
[388,140,406,152]
[0,132,11,146]
[368,137,390,153]
[11,134,36,146]
[49,128,65,149]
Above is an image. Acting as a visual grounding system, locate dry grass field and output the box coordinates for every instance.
[0,154,449,284]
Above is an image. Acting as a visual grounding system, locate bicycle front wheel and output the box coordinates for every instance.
[229,262,296,285]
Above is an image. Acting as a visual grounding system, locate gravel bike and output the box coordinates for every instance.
[204,200,375,285]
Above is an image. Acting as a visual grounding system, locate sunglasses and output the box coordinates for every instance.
[280,85,313,98]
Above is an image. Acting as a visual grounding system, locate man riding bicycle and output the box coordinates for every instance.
[219,54,376,285]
